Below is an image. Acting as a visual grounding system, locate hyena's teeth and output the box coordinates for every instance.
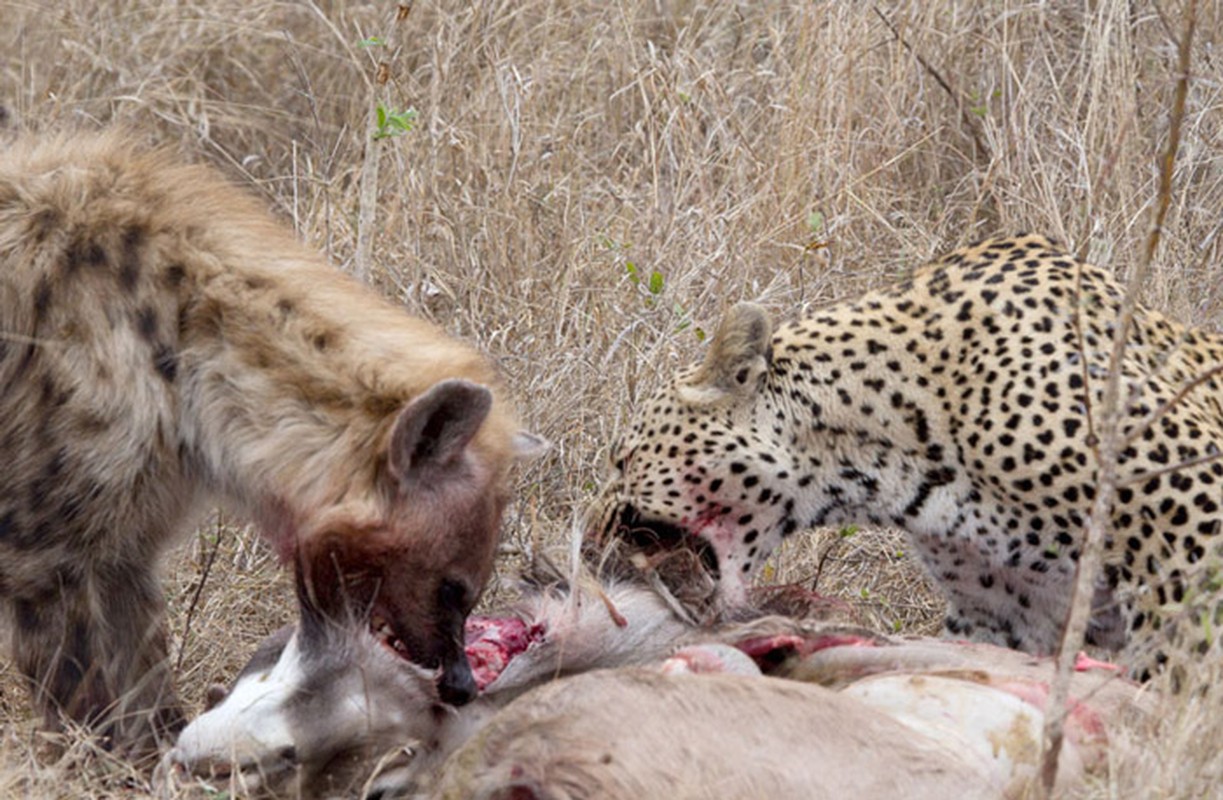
[370,614,411,657]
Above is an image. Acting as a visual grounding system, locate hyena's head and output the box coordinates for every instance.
[296,379,544,707]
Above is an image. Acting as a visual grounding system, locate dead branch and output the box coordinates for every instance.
[1038,0,1198,794]
[1117,448,1223,488]
[1122,363,1223,447]
[175,522,225,673]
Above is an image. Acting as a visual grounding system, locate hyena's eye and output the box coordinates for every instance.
[437,579,470,612]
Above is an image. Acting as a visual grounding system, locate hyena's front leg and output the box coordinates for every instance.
[10,560,183,761]
[98,558,186,755]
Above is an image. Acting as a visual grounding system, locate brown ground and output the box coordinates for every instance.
[1,1,1220,797]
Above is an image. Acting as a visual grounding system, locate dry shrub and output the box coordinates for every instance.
[1,1,1220,797]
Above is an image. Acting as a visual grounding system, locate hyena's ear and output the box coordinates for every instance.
[388,379,493,484]
[678,302,773,406]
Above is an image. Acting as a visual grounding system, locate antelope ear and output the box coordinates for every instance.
[677,302,773,405]
[388,379,493,484]
[204,684,229,711]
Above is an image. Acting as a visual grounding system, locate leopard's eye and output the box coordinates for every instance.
[608,444,627,473]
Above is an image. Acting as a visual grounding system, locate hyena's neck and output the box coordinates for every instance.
[169,229,502,547]
[177,270,379,530]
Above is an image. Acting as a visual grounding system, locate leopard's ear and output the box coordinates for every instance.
[678,302,773,405]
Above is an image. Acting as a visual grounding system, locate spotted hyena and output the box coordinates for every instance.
[0,130,543,757]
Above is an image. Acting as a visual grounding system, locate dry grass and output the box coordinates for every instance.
[1,0,1221,797]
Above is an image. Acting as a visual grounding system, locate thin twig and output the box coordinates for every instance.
[1117,449,1223,488]
[1122,363,1223,447]
[1143,3,1195,270]
[1070,263,1100,452]
[1074,114,1133,263]
[0,331,57,346]
[872,6,993,163]
[811,534,847,593]
[175,524,225,672]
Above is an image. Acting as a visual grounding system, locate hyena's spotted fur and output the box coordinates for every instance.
[0,130,540,757]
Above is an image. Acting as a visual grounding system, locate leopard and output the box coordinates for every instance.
[0,129,543,758]
[589,233,1223,676]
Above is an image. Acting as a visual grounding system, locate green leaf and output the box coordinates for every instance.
[647,270,664,295]
[806,210,825,234]
[372,105,416,140]
[624,261,639,283]
[694,327,706,342]
[358,36,386,48]
[389,108,417,131]
[839,525,859,539]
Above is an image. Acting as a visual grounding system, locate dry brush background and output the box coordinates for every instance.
[1,1,1221,797]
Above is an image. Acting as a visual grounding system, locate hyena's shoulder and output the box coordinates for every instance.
[0,130,277,381]
[0,133,258,588]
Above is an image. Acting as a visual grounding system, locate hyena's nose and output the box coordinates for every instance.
[438,657,477,706]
